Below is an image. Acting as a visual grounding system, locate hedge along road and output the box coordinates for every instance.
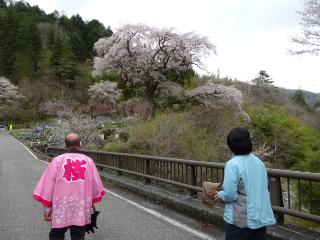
[0,131,224,240]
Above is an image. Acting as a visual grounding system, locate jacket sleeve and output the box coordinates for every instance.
[92,163,105,203]
[33,159,57,207]
[218,161,240,203]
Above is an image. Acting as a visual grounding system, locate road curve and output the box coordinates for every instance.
[0,131,224,240]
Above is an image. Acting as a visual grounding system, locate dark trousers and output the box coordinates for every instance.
[49,225,86,240]
[225,224,266,240]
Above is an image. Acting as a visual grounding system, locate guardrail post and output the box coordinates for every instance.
[45,147,48,156]
[187,165,197,197]
[269,176,284,224]
[143,159,151,185]
[116,156,122,176]
[98,154,103,171]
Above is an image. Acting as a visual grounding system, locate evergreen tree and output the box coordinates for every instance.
[86,19,104,33]
[58,39,78,88]
[86,27,101,52]
[0,10,15,77]
[293,89,308,107]
[292,89,312,113]
[0,0,7,8]
[16,16,42,78]
[0,29,15,76]
[12,1,27,12]
[49,36,63,70]
[46,10,59,23]
[252,70,274,87]
[69,32,85,60]
[84,19,112,52]
[46,27,55,50]
[314,102,320,109]
[105,26,113,37]
[58,15,69,29]
[69,14,85,34]
[23,18,42,78]
[16,14,29,52]
[250,70,277,104]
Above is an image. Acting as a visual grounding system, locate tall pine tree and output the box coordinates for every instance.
[0,0,7,8]
[46,27,55,50]
[293,89,308,107]
[69,32,85,60]
[0,10,15,77]
[16,16,42,79]
[24,18,42,78]
[49,35,63,70]
[58,38,78,89]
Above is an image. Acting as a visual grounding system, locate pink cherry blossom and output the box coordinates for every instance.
[92,23,217,118]
[189,80,250,122]
[41,99,76,120]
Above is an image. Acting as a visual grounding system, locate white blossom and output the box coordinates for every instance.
[288,0,320,55]
[88,80,121,104]
[0,77,22,104]
[252,143,274,159]
[188,80,250,122]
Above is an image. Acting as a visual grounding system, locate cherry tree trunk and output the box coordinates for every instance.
[146,93,156,120]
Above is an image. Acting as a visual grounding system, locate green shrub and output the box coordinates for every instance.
[245,104,320,169]
[103,107,237,162]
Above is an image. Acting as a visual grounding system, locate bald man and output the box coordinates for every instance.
[34,133,105,240]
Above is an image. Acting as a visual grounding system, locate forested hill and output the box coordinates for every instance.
[0,0,114,121]
[281,88,319,107]
[0,0,113,84]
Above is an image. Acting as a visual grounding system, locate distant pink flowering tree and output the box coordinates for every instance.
[42,99,97,145]
[92,23,217,118]
[114,97,147,117]
[88,80,121,105]
[156,80,250,122]
[188,80,250,122]
[0,77,21,104]
[41,99,77,120]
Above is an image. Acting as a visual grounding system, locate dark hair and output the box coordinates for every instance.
[227,127,252,155]
[65,135,81,148]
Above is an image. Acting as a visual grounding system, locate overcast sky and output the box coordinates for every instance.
[26,0,320,94]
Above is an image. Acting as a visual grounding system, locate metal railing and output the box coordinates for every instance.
[46,147,320,224]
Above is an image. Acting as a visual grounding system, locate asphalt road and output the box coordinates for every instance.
[0,131,225,240]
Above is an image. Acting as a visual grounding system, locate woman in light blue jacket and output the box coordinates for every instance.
[214,127,275,240]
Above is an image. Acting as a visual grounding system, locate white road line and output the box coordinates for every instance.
[39,159,50,164]
[104,188,216,240]
[11,136,38,159]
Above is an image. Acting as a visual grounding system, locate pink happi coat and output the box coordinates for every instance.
[33,153,105,228]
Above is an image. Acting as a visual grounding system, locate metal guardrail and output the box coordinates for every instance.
[46,147,320,224]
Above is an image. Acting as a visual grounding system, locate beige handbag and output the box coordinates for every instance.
[202,181,223,208]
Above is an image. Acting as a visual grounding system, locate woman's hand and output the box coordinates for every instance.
[44,211,51,221]
[214,191,221,202]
